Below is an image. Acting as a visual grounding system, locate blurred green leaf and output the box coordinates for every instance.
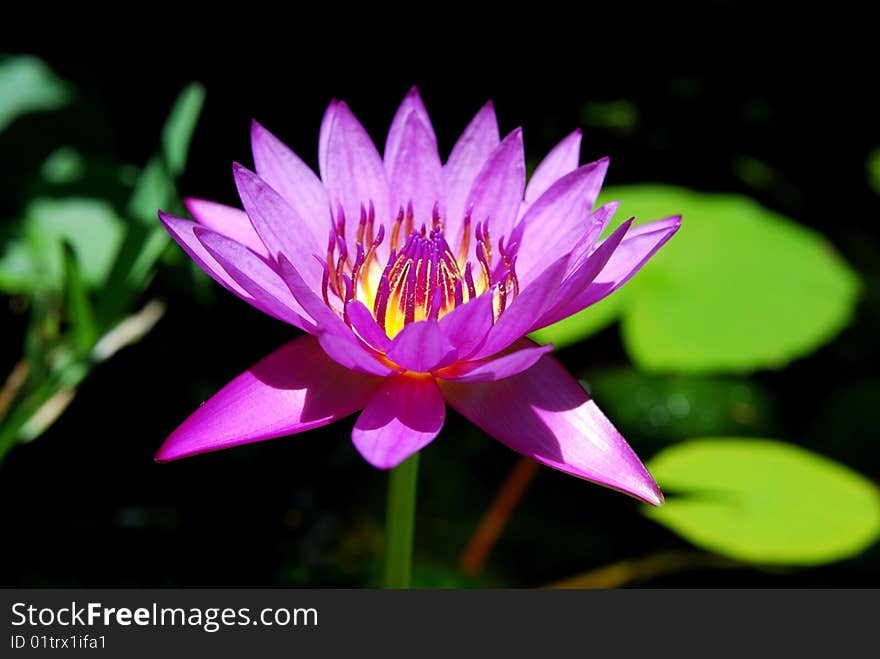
[584,368,777,446]
[161,82,206,177]
[868,148,880,195]
[530,290,625,348]
[536,185,861,372]
[41,146,86,184]
[0,55,71,132]
[0,239,37,293]
[644,438,880,565]
[62,242,98,352]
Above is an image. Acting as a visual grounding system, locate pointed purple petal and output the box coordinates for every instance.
[385,320,458,373]
[436,340,553,383]
[232,163,324,289]
[437,291,494,358]
[465,128,526,245]
[251,120,329,249]
[472,256,569,359]
[185,197,269,259]
[352,375,445,469]
[387,112,444,226]
[443,101,500,246]
[195,227,314,331]
[524,129,582,204]
[511,157,609,285]
[276,255,396,377]
[318,100,338,181]
[385,86,438,167]
[346,300,391,351]
[323,101,391,243]
[156,335,382,462]
[549,216,682,321]
[535,218,634,329]
[439,352,663,505]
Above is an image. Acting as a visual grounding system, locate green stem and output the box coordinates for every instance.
[382,452,420,588]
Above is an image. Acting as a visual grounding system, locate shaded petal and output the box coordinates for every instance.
[548,216,681,321]
[232,163,324,289]
[443,101,500,246]
[511,157,609,284]
[524,129,582,204]
[385,86,437,168]
[567,200,620,271]
[196,227,314,331]
[437,290,494,358]
[185,197,269,259]
[251,120,329,249]
[277,255,396,376]
[352,375,445,469]
[323,101,391,244]
[435,339,553,382]
[535,218,633,329]
[472,256,569,359]
[438,352,664,505]
[346,300,391,351]
[465,128,526,244]
[155,335,382,462]
[386,320,458,373]
[387,112,444,226]
[318,100,338,181]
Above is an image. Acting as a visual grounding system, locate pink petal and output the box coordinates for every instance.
[184,197,269,259]
[250,120,329,250]
[385,320,458,373]
[387,112,444,226]
[548,216,682,322]
[346,300,391,351]
[535,218,634,329]
[524,129,582,204]
[437,291,494,358]
[443,101,500,247]
[352,375,445,469]
[155,335,383,462]
[472,255,570,360]
[438,352,664,505]
[323,101,391,244]
[435,339,553,382]
[276,255,396,377]
[318,100,338,181]
[385,86,438,168]
[232,163,324,290]
[465,128,526,246]
[511,157,609,285]
[195,227,314,331]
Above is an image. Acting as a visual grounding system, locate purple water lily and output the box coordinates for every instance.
[156,88,679,506]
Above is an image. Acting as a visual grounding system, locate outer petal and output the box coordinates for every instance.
[185,198,269,259]
[465,128,526,244]
[345,300,391,351]
[387,112,444,226]
[435,339,553,382]
[277,256,396,377]
[386,320,458,373]
[250,120,328,249]
[352,375,445,469]
[323,101,391,245]
[155,335,383,462]
[443,101,500,246]
[438,352,664,505]
[524,129,582,204]
[195,227,314,331]
[510,157,609,284]
[232,164,324,289]
[548,216,682,322]
[318,100,338,181]
[385,86,438,168]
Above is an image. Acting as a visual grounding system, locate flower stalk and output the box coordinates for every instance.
[382,452,420,588]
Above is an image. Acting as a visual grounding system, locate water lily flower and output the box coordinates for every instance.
[156,88,679,506]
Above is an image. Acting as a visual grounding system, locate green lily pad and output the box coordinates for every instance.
[534,185,861,373]
[0,55,71,132]
[644,438,880,565]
